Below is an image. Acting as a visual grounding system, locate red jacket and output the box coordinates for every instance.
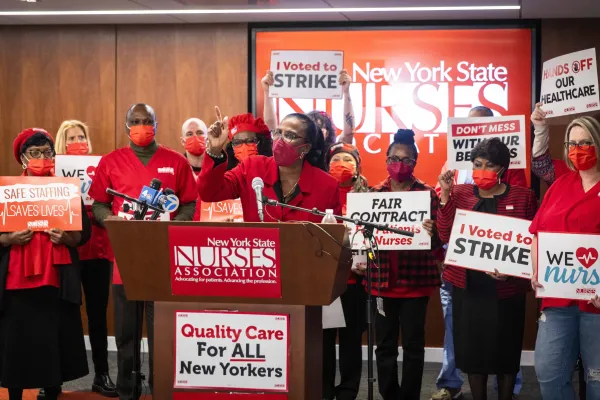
[198,155,342,223]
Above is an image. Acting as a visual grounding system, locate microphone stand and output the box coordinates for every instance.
[106,188,166,399]
[261,197,412,400]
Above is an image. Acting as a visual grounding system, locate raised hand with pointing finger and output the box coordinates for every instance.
[206,106,229,156]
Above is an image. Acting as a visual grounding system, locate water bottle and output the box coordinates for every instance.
[321,209,337,224]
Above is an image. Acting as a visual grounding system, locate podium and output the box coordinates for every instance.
[105,220,351,400]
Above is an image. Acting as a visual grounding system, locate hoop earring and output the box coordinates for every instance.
[21,164,27,170]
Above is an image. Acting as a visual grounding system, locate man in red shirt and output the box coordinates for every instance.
[89,104,197,400]
[180,117,208,221]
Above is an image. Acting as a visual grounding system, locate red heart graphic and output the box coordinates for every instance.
[86,165,96,178]
[576,247,598,269]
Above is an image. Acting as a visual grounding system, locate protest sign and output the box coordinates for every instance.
[169,226,281,298]
[0,177,82,232]
[540,48,600,117]
[174,311,289,392]
[447,115,526,171]
[269,50,344,99]
[200,199,244,222]
[444,210,533,278]
[55,155,102,206]
[346,191,430,251]
[536,232,600,300]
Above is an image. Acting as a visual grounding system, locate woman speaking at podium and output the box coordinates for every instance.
[0,128,90,400]
[197,109,342,222]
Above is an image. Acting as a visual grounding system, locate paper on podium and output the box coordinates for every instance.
[322,297,346,329]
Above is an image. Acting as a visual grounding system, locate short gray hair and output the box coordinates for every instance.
[181,118,207,137]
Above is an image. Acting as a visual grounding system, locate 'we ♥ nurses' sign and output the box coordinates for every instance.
[537,232,600,300]
[269,50,344,99]
[444,210,533,278]
[174,311,289,392]
[55,155,102,206]
[0,177,82,232]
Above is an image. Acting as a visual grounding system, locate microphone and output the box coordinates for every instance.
[252,177,265,222]
[135,178,162,220]
[149,189,179,220]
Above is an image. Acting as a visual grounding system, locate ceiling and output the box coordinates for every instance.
[0,0,598,24]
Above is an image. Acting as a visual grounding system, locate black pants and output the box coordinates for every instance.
[322,283,366,400]
[113,284,154,400]
[81,258,112,375]
[375,296,429,400]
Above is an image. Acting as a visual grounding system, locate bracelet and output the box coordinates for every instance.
[206,147,225,159]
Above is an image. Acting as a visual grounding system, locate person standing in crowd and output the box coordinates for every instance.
[322,143,368,400]
[0,128,90,400]
[198,109,341,222]
[437,138,537,400]
[55,120,117,397]
[225,113,273,169]
[432,105,526,400]
[89,104,198,400]
[261,70,355,145]
[180,117,207,221]
[530,116,600,400]
[356,129,441,400]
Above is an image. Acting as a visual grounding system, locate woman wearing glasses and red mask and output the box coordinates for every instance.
[0,128,90,400]
[225,113,273,169]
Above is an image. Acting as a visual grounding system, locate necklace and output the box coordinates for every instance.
[283,180,299,201]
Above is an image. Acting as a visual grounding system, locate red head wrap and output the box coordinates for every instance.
[13,128,53,164]
[327,142,362,166]
[228,113,270,140]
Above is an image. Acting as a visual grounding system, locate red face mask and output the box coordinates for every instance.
[129,125,155,147]
[26,158,55,176]
[234,143,259,161]
[185,136,206,157]
[472,169,499,190]
[387,162,414,182]
[272,138,305,167]
[66,142,89,155]
[329,161,356,184]
[568,146,597,171]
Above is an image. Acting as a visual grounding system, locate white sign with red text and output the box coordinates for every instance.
[445,210,533,278]
[269,50,344,99]
[346,191,431,251]
[174,311,289,392]
[55,155,101,206]
[536,232,600,300]
[540,48,600,117]
[447,115,526,171]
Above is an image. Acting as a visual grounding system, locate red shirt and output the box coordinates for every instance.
[198,155,342,223]
[89,145,198,284]
[77,206,114,261]
[529,171,600,314]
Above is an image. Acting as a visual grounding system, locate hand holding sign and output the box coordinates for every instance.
[531,102,548,130]
[261,70,274,92]
[423,219,436,237]
[207,106,229,154]
[438,170,455,203]
[339,69,351,94]
[45,228,78,247]
[487,268,508,281]
[0,230,34,246]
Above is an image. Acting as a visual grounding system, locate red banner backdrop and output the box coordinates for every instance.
[254,28,533,187]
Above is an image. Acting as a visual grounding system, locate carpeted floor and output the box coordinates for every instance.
[0,351,582,399]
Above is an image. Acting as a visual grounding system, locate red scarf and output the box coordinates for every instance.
[339,185,352,216]
[9,172,72,278]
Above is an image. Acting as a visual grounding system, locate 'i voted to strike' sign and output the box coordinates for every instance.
[269,50,344,100]
[174,311,289,392]
[537,232,600,300]
[445,210,533,278]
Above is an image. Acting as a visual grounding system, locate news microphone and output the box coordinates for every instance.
[135,178,162,220]
[252,177,265,222]
[149,189,179,220]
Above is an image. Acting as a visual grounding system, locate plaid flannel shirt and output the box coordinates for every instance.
[370,177,442,289]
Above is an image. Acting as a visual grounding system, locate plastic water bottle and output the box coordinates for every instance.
[321,209,337,224]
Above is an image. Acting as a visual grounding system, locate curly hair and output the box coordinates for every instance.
[307,110,336,147]
[470,137,511,174]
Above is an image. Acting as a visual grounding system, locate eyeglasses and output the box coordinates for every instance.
[565,141,594,150]
[231,137,260,147]
[272,129,305,143]
[26,149,55,159]
[386,156,416,166]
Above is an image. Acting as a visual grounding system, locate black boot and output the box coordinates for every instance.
[37,387,61,400]
[92,373,118,398]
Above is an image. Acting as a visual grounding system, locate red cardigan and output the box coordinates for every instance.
[438,184,538,298]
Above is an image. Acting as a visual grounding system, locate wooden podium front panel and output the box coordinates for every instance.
[154,302,322,400]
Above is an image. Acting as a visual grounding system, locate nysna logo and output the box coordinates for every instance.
[544,247,600,285]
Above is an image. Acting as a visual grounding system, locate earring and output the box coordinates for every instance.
[21,164,27,170]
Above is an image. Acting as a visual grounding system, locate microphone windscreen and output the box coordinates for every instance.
[252,177,264,190]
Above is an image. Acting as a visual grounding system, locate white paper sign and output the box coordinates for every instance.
[174,311,288,391]
[322,298,346,329]
[537,232,600,300]
[269,50,344,99]
[447,115,527,171]
[346,191,431,251]
[55,155,101,206]
[444,210,533,278]
[540,48,600,117]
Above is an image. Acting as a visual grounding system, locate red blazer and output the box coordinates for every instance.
[198,155,342,223]
[438,184,538,298]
